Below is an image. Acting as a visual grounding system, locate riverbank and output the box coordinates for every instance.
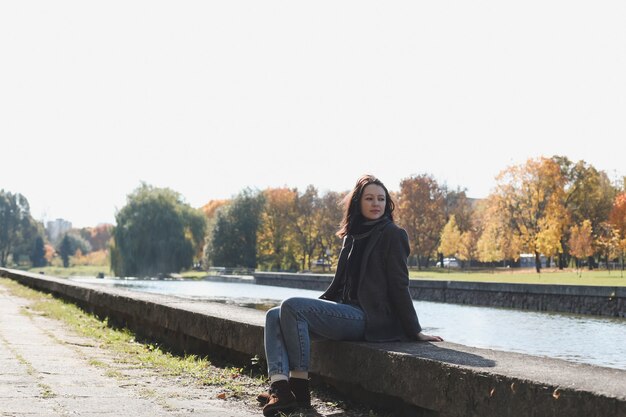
[253,272,626,318]
[3,268,625,417]
[0,276,396,417]
[24,265,626,286]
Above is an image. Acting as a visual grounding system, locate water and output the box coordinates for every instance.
[71,277,626,371]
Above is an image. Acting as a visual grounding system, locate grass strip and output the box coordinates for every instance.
[0,278,265,397]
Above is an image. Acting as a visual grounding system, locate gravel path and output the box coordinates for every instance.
[0,284,260,417]
[0,283,392,417]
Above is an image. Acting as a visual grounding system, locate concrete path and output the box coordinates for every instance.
[0,285,260,417]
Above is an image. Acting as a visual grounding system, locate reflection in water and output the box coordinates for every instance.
[71,277,626,370]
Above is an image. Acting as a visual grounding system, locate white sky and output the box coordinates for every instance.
[1,1,625,228]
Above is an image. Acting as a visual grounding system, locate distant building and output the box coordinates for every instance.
[46,218,72,243]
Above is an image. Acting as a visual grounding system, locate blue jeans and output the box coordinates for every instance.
[264,297,366,377]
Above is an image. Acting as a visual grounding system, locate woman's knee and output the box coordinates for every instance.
[265,306,280,324]
[280,297,317,314]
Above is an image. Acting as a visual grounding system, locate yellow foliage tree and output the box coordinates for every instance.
[476,196,521,265]
[257,188,298,271]
[438,215,462,266]
[491,157,567,272]
[458,230,478,266]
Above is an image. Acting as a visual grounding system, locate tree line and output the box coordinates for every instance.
[201,156,626,274]
[0,190,113,268]
[1,155,625,276]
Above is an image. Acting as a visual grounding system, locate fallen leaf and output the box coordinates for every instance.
[217,393,226,399]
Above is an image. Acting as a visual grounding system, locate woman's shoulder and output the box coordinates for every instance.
[380,221,408,239]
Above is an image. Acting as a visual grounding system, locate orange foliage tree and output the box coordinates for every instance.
[396,174,446,269]
[609,192,626,271]
[569,220,594,274]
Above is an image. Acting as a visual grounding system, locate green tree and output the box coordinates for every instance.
[30,236,47,267]
[207,188,264,269]
[111,184,207,277]
[0,190,37,267]
[59,234,72,268]
[59,232,93,255]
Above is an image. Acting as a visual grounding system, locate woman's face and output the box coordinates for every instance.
[360,184,386,221]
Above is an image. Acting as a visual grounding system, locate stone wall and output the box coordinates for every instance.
[2,268,625,417]
[254,272,626,317]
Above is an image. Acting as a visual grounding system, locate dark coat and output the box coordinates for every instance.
[320,220,422,342]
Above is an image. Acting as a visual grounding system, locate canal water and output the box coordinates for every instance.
[71,277,626,371]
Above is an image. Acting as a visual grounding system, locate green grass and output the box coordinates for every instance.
[0,278,265,397]
[25,265,208,280]
[27,265,110,278]
[409,268,626,286]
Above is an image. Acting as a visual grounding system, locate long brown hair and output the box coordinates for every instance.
[336,174,395,238]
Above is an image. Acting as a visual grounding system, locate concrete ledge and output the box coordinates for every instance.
[2,268,625,417]
[254,272,626,317]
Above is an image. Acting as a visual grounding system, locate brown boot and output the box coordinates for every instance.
[257,378,311,408]
[256,389,271,405]
[262,380,297,417]
[289,377,311,408]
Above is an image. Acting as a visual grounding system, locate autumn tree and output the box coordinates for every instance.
[438,215,462,268]
[202,200,229,219]
[476,196,521,265]
[316,190,345,271]
[438,186,475,265]
[569,220,594,274]
[555,156,617,268]
[444,188,474,233]
[257,187,298,271]
[83,224,114,251]
[609,193,626,271]
[439,214,477,268]
[595,222,621,270]
[396,174,446,269]
[201,199,230,268]
[291,185,323,271]
[491,157,567,272]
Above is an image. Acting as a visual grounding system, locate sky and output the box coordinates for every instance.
[1,1,625,229]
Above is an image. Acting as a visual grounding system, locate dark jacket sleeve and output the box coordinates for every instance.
[384,226,422,339]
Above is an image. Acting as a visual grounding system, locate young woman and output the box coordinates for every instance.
[259,174,443,416]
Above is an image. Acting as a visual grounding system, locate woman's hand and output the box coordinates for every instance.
[417,332,444,342]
